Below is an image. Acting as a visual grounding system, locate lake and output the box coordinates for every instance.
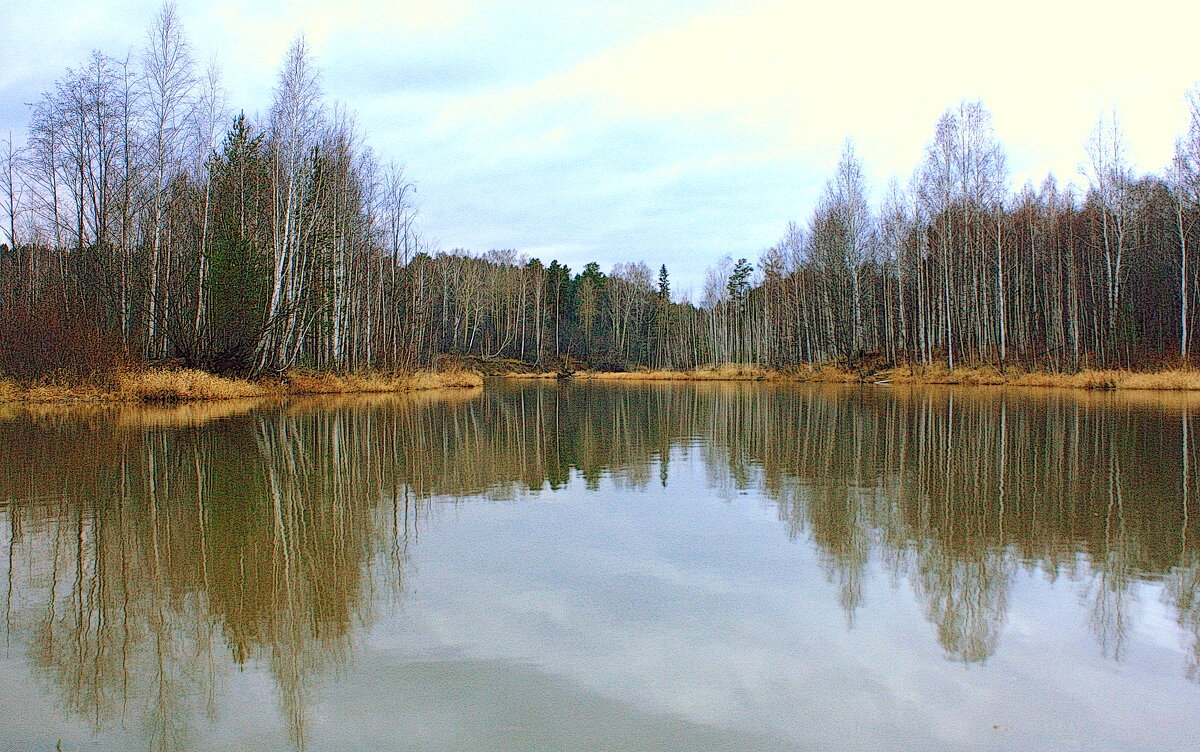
[1,381,1199,752]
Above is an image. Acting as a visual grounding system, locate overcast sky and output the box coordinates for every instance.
[3,0,1199,294]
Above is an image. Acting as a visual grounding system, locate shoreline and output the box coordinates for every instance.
[0,368,484,405]
[536,364,1200,391]
[9,362,1200,405]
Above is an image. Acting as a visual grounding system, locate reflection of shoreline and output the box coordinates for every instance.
[569,365,1200,393]
[565,376,1200,412]
[0,387,486,430]
[1,382,1199,750]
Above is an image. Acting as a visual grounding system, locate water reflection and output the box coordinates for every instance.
[1,383,1199,750]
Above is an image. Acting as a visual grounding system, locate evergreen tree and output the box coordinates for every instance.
[204,114,271,373]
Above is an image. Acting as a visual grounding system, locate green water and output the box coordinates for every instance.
[1,382,1198,751]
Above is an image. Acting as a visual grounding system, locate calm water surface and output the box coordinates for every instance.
[1,382,1199,751]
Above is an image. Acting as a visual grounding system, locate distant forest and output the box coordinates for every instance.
[3,6,1200,377]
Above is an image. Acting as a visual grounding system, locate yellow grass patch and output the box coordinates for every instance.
[874,365,1200,391]
[402,370,484,390]
[501,371,563,379]
[786,366,861,383]
[276,370,482,394]
[575,364,871,383]
[876,364,1009,385]
[0,367,482,405]
[14,381,111,403]
[574,362,1200,392]
[1111,369,1200,390]
[577,364,786,382]
[117,369,267,402]
[0,378,20,402]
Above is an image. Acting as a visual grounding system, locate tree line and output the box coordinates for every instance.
[4,5,1200,376]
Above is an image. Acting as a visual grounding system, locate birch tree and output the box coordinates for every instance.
[1170,88,1200,361]
[258,34,324,373]
[1083,111,1134,365]
[142,2,196,357]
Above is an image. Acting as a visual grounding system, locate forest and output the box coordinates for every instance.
[3,6,1200,378]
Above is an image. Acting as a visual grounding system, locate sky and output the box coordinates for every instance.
[3,0,1200,295]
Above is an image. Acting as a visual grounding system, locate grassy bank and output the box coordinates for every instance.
[872,364,1200,390]
[573,364,860,383]
[570,363,1200,391]
[573,365,793,382]
[11,362,1200,404]
[0,368,483,404]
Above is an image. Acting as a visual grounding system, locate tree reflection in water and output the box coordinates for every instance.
[1,382,1199,750]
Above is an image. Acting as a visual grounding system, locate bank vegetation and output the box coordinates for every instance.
[0,367,481,404]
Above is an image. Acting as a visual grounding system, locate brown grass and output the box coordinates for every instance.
[576,364,787,382]
[275,370,483,394]
[0,377,21,402]
[871,365,1200,391]
[576,364,871,383]
[874,364,1010,386]
[7,361,1200,404]
[501,371,563,379]
[573,363,1200,391]
[0,367,483,404]
[118,369,268,401]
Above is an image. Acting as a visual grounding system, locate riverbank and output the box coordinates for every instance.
[10,362,1200,404]
[0,368,483,404]
[566,364,1200,390]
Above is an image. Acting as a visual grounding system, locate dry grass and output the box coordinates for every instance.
[9,379,112,403]
[275,370,482,394]
[574,362,1200,392]
[117,368,268,402]
[1105,369,1200,390]
[0,377,22,402]
[875,364,1010,385]
[0,367,482,405]
[872,365,1200,391]
[501,371,563,379]
[576,364,871,383]
[7,361,1200,404]
[402,370,485,390]
[577,364,786,382]
[785,365,862,383]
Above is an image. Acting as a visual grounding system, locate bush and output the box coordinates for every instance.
[0,296,128,380]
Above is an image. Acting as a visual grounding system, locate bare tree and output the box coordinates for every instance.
[1083,111,1134,365]
[1170,88,1200,362]
[257,34,324,373]
[142,1,196,357]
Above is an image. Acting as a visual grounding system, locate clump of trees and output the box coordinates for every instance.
[738,99,1200,371]
[0,5,422,376]
[4,5,1200,376]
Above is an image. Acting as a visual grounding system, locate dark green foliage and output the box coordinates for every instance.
[204,115,271,373]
